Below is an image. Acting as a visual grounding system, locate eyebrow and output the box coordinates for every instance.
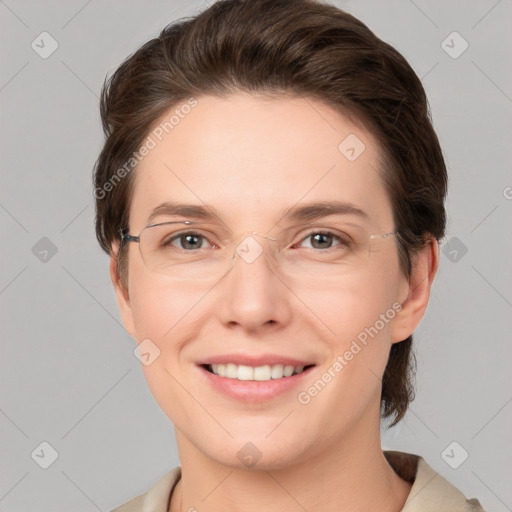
[146,200,369,225]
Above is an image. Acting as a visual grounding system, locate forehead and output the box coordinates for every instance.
[128,93,393,231]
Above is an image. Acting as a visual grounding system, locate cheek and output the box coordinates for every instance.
[306,268,399,343]
[298,271,400,423]
[127,275,205,421]
[303,264,402,410]
[128,272,204,354]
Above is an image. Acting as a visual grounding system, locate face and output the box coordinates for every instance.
[111,93,427,469]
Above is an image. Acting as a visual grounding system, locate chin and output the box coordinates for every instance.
[194,428,315,471]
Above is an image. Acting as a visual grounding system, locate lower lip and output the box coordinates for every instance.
[197,365,315,402]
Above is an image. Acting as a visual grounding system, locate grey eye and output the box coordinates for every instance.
[165,232,209,250]
[308,233,335,249]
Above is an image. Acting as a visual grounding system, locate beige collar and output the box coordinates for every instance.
[113,450,484,512]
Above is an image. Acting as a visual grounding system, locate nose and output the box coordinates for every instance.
[216,234,293,332]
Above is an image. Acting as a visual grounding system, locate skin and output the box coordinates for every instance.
[110,93,438,512]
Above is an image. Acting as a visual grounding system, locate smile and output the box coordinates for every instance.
[204,363,312,380]
[196,354,316,401]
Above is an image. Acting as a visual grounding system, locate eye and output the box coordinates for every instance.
[164,231,212,251]
[296,230,351,250]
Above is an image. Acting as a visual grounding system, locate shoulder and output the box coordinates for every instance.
[384,450,485,512]
[111,467,181,512]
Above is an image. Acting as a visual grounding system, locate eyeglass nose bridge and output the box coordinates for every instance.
[231,230,280,266]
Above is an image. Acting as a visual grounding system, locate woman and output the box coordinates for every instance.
[93,0,485,510]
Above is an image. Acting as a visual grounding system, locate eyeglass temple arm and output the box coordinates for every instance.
[118,228,140,244]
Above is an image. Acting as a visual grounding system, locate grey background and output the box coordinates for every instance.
[0,0,511,510]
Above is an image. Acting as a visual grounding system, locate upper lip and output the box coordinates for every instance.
[197,354,315,367]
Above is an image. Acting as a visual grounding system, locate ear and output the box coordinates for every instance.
[391,238,439,343]
[110,241,136,339]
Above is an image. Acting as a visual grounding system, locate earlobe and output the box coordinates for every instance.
[109,242,136,339]
[391,238,439,344]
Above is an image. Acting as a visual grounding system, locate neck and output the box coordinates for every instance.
[170,409,411,512]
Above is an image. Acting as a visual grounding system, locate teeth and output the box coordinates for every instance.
[254,365,271,381]
[208,363,308,380]
[283,365,294,377]
[237,365,254,380]
[271,364,284,379]
[226,363,238,378]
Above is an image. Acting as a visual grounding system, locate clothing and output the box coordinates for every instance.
[111,450,485,512]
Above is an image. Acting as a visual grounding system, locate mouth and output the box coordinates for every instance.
[195,353,316,404]
[202,363,315,381]
[197,359,316,402]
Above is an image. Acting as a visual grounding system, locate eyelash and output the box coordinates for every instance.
[163,229,352,251]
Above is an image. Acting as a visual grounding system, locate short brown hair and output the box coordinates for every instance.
[93,0,447,427]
